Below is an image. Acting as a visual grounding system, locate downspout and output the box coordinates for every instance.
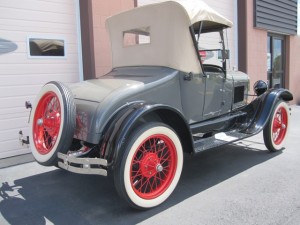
[75,0,84,81]
[234,0,238,70]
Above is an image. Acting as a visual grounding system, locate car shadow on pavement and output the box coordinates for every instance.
[0,142,281,225]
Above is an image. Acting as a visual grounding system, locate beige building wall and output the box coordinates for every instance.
[91,0,134,77]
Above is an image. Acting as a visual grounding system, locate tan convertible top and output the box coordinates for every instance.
[173,0,233,31]
[106,0,233,74]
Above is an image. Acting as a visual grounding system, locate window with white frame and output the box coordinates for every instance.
[28,37,66,57]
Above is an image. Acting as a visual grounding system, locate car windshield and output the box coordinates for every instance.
[196,31,228,68]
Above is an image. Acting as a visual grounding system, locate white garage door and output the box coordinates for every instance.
[0,0,82,159]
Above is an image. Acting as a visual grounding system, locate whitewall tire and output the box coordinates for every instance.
[29,81,75,166]
[114,122,183,209]
[263,101,290,152]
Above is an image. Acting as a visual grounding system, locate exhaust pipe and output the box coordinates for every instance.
[67,143,94,157]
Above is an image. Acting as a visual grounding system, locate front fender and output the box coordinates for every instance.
[242,88,293,134]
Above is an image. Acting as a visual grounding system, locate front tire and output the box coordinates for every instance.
[263,100,290,152]
[29,81,76,166]
[114,122,183,209]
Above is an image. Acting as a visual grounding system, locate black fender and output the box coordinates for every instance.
[99,102,193,168]
[242,88,293,134]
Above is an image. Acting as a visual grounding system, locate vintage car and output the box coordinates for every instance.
[25,0,293,209]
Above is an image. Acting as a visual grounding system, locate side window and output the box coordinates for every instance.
[28,37,66,57]
[123,27,151,47]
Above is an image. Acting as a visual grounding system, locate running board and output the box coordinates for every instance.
[190,111,247,134]
[193,130,250,153]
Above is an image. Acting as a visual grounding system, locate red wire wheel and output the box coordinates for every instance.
[271,106,288,145]
[130,134,177,199]
[30,81,75,166]
[263,101,290,152]
[33,91,61,155]
[114,123,183,209]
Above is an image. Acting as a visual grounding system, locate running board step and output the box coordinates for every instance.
[190,111,247,134]
[193,130,249,153]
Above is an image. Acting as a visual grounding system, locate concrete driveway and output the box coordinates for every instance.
[1,106,300,225]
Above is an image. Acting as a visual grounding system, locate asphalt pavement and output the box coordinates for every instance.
[1,106,300,225]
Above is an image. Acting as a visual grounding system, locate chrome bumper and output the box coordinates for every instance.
[57,152,108,176]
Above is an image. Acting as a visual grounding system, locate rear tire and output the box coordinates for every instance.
[263,101,290,152]
[114,122,183,209]
[29,81,76,166]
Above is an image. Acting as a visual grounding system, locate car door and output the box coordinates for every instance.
[180,72,206,123]
[202,66,225,119]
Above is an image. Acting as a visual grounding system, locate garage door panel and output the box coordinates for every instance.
[0,149,31,159]
[0,128,29,142]
[0,111,30,120]
[0,74,79,86]
[0,0,75,14]
[0,96,35,109]
[0,23,76,35]
[1,54,79,64]
[0,117,29,131]
[0,18,76,33]
[0,85,42,98]
[1,64,79,75]
[0,7,76,25]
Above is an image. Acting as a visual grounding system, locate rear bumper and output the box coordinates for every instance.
[57,152,108,176]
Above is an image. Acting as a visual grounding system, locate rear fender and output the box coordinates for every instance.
[100,102,192,167]
[242,88,293,134]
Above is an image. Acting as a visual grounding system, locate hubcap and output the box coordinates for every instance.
[130,134,177,199]
[140,152,160,178]
[156,164,163,172]
[37,118,43,126]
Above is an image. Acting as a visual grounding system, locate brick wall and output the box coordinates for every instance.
[241,0,300,104]
[245,0,268,95]
[91,0,134,77]
[287,35,300,104]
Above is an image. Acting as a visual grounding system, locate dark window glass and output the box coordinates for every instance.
[267,34,285,89]
[29,38,65,56]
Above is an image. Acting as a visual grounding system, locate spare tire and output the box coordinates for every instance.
[29,81,76,166]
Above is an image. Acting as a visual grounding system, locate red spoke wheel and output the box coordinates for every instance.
[33,92,61,155]
[263,101,290,152]
[29,81,76,166]
[114,123,183,209]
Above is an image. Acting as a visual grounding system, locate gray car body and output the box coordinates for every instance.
[71,66,248,144]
